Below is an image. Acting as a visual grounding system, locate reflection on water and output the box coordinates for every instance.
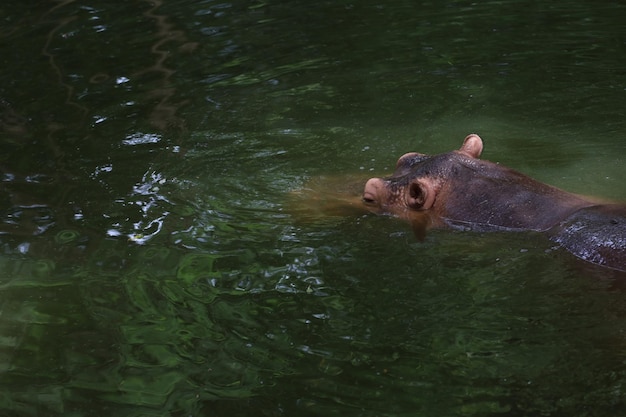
[1,0,626,416]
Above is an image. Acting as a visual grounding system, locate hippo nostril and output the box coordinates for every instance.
[363,178,384,206]
[362,192,376,204]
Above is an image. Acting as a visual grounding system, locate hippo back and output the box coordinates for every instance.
[549,205,626,272]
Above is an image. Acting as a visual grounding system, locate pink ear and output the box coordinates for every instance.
[407,179,436,210]
[459,134,483,158]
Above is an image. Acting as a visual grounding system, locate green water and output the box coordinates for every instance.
[1,0,625,416]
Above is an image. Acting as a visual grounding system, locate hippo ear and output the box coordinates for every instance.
[459,134,483,158]
[407,179,436,210]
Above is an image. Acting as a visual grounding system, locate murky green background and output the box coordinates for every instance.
[1,1,625,416]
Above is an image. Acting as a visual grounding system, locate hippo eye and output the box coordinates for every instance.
[396,152,427,170]
[396,152,419,168]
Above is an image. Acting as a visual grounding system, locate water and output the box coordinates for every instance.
[1,0,625,416]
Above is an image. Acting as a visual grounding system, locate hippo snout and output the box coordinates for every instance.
[363,178,385,205]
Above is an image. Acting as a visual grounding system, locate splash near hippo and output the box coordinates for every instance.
[363,134,626,271]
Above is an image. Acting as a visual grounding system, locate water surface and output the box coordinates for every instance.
[1,1,625,416]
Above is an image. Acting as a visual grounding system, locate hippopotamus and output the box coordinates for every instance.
[363,134,626,271]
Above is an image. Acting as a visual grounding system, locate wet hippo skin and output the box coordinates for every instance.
[363,134,626,271]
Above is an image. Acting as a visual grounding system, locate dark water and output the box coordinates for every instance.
[1,1,626,416]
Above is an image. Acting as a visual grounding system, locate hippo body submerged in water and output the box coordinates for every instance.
[363,134,626,271]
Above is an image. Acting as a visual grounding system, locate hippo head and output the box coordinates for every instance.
[363,134,483,216]
[362,134,587,231]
